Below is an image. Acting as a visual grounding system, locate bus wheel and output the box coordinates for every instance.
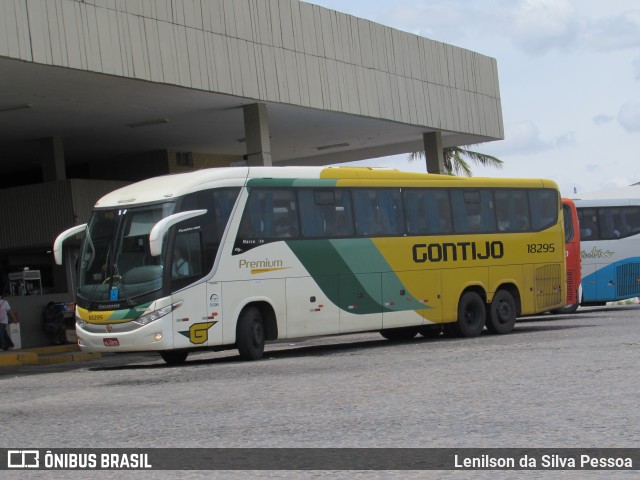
[418,325,443,338]
[237,306,265,361]
[552,303,579,314]
[160,350,189,365]
[379,326,419,341]
[456,291,486,337]
[487,290,516,334]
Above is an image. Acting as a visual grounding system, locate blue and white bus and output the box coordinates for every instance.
[574,185,640,305]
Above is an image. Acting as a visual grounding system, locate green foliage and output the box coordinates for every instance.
[409,145,504,176]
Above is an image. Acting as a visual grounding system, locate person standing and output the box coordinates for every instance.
[0,294,17,350]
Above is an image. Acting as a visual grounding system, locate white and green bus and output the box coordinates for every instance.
[54,167,566,364]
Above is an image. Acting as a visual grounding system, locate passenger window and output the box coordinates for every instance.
[451,190,496,233]
[404,189,452,234]
[622,206,640,237]
[495,190,530,232]
[598,206,640,240]
[298,189,354,238]
[578,208,598,240]
[529,189,559,231]
[237,189,299,240]
[352,189,404,236]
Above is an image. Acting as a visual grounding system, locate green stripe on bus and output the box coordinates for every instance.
[109,302,152,320]
[330,239,427,312]
[286,239,427,314]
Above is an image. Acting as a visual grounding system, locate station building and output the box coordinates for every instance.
[0,0,503,346]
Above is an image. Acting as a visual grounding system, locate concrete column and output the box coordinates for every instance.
[423,132,444,174]
[40,136,66,181]
[243,103,272,166]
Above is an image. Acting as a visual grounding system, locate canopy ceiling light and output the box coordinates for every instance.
[126,118,169,128]
[0,103,33,112]
[316,143,350,151]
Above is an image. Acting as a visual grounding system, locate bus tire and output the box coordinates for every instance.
[160,350,189,365]
[379,326,419,341]
[236,306,265,361]
[551,303,579,314]
[487,290,517,334]
[561,303,579,314]
[456,291,486,337]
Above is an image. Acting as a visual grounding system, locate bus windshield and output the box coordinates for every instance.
[78,203,175,304]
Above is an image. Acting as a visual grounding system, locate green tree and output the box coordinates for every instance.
[409,145,503,176]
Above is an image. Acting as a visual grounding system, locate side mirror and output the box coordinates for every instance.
[53,224,87,265]
[149,210,207,257]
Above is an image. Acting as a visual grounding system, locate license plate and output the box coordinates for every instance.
[103,338,120,347]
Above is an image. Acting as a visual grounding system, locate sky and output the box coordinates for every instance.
[305,0,640,197]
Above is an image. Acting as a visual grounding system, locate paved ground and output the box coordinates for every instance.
[2,305,639,479]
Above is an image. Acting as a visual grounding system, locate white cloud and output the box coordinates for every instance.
[511,0,581,55]
[584,163,602,173]
[382,0,508,45]
[583,11,640,52]
[593,114,615,126]
[484,121,574,156]
[618,103,640,133]
[499,1,640,56]
[634,56,640,81]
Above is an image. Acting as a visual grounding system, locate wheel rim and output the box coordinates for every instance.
[252,322,264,348]
[496,300,512,325]
[464,304,481,329]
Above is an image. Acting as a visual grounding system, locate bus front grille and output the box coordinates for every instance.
[535,263,563,310]
[616,262,640,298]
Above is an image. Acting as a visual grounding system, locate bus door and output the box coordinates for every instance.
[169,228,222,349]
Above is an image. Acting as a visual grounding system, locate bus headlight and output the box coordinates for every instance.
[133,301,183,326]
[76,314,87,328]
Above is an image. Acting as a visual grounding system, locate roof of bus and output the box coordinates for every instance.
[93,166,558,208]
[572,184,640,203]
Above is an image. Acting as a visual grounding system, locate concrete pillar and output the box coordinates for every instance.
[243,103,272,166]
[40,136,66,181]
[423,132,444,174]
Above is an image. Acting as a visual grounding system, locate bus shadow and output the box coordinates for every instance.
[518,304,640,324]
[90,337,400,371]
[91,319,594,371]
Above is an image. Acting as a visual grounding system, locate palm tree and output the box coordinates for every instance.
[409,145,503,176]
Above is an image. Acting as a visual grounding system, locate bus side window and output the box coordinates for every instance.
[404,190,428,234]
[496,190,530,232]
[171,231,202,279]
[529,189,558,231]
[404,189,452,235]
[451,190,495,233]
[237,189,299,239]
[328,190,354,236]
[623,206,640,236]
[578,208,598,240]
[352,188,403,236]
[298,189,354,238]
